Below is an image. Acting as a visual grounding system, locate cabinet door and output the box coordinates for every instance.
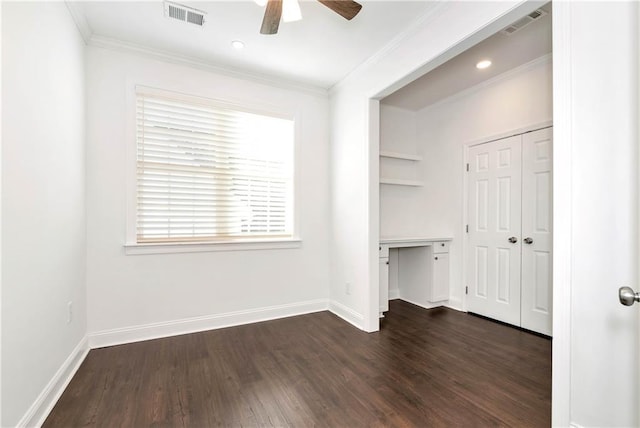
[379,258,389,313]
[430,253,450,302]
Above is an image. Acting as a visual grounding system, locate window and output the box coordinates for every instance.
[135,87,294,244]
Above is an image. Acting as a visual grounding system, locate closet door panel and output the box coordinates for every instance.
[467,135,522,326]
[521,127,553,335]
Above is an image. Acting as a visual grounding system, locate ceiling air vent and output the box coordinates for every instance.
[501,9,547,35]
[164,2,206,26]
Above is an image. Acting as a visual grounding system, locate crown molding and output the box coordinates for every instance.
[64,0,327,97]
[65,1,92,44]
[416,53,552,113]
[328,1,446,96]
[88,35,328,98]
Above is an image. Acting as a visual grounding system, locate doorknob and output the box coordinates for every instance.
[523,237,533,244]
[508,236,518,243]
[619,286,640,306]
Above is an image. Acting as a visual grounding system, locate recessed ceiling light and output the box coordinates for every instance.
[476,60,492,69]
[231,40,245,50]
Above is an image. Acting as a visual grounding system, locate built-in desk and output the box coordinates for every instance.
[379,237,452,316]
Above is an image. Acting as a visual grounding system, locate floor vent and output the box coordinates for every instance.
[164,1,206,26]
[501,9,547,35]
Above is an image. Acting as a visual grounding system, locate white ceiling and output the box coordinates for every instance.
[71,0,437,89]
[382,3,552,110]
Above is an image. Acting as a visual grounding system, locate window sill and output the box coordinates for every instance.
[124,238,302,255]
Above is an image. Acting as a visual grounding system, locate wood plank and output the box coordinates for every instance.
[43,300,551,427]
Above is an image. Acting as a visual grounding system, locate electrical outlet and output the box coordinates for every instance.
[67,301,73,324]
[345,282,351,295]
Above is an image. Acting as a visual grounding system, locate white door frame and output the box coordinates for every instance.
[550,1,571,424]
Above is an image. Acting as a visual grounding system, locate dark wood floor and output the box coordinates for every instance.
[44,300,551,427]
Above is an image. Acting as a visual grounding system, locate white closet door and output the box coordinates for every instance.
[467,135,522,326]
[520,128,553,335]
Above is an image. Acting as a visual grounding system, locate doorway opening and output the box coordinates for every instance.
[375,3,552,336]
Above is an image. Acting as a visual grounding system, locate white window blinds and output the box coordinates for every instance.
[135,87,294,243]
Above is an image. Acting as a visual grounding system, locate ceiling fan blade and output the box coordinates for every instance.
[260,0,283,35]
[317,0,362,20]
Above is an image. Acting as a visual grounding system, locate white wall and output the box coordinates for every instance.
[85,47,330,342]
[411,57,552,309]
[1,3,87,426]
[327,89,372,327]
[329,1,544,331]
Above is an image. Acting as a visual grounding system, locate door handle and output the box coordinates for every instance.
[619,286,640,306]
[523,237,533,244]
[508,236,518,243]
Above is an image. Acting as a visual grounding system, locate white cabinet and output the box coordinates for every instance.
[379,256,389,315]
[379,245,389,258]
[432,241,450,254]
[379,245,390,316]
[430,241,450,302]
[430,252,450,302]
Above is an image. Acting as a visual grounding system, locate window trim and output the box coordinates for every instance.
[125,84,301,254]
[124,238,302,255]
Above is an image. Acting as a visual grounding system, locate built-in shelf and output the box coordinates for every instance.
[379,151,422,161]
[380,178,423,187]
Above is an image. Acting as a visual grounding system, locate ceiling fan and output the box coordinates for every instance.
[260,0,363,35]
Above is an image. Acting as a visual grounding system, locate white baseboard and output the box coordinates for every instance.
[388,289,400,300]
[328,300,364,330]
[445,297,464,312]
[88,299,329,349]
[18,336,89,428]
